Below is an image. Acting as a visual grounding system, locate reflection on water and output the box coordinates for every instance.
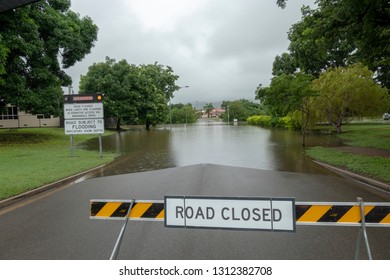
[84,119,342,177]
[92,128,175,175]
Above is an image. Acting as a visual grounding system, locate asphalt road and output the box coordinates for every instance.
[0,164,389,260]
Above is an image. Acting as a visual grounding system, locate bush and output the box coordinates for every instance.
[281,116,300,130]
[247,115,300,130]
[247,115,272,127]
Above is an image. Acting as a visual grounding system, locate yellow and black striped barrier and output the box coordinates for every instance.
[296,202,390,227]
[90,199,390,227]
[90,200,164,221]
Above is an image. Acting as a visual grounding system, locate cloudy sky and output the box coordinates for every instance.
[65,0,313,105]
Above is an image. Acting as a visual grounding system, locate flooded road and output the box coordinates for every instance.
[86,119,341,177]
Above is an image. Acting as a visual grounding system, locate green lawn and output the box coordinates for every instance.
[337,124,390,150]
[0,128,118,200]
[306,147,390,183]
[307,123,390,184]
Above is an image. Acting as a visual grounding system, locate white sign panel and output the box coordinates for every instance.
[64,119,104,135]
[64,103,104,119]
[165,196,295,232]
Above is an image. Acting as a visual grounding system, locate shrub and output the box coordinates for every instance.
[247,115,272,127]
[247,115,300,130]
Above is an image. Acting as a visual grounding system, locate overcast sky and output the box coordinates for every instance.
[65,0,313,105]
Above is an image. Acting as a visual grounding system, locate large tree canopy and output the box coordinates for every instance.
[0,0,98,116]
[79,58,179,130]
[311,63,390,133]
[79,58,141,130]
[137,63,180,130]
[255,72,314,117]
[276,0,390,88]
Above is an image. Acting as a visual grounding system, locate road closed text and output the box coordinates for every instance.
[165,196,295,232]
[175,205,282,222]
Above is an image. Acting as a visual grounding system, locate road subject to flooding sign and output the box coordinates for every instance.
[164,196,296,232]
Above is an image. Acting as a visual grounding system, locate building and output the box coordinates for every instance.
[201,108,226,118]
[0,105,60,128]
[210,108,225,118]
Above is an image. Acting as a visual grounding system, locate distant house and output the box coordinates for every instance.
[210,108,225,118]
[0,105,60,128]
[201,108,225,118]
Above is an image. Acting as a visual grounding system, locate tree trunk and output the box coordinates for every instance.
[145,119,151,131]
[335,124,342,134]
[333,120,343,134]
[301,129,306,147]
[116,117,121,132]
[301,110,306,147]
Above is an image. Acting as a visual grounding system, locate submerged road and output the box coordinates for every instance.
[0,163,389,260]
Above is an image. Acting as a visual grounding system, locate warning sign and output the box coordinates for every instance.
[63,94,105,135]
[64,103,103,119]
[64,119,104,135]
[164,196,296,232]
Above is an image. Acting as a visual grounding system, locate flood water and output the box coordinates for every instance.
[85,119,342,177]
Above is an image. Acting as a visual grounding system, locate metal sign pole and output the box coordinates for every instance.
[98,134,103,159]
[70,135,74,157]
[355,197,373,260]
[109,197,135,260]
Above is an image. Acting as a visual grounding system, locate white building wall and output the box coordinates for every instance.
[0,109,60,128]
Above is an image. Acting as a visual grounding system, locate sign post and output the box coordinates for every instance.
[63,94,104,157]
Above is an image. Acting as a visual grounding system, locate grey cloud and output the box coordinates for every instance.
[65,0,312,104]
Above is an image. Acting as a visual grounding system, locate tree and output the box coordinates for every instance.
[80,58,179,131]
[171,103,198,124]
[311,63,390,133]
[79,58,140,131]
[256,73,315,145]
[203,103,214,118]
[272,53,297,76]
[318,0,390,88]
[221,99,265,121]
[0,0,98,116]
[282,1,390,88]
[256,73,314,117]
[0,35,9,86]
[287,5,354,78]
[276,0,287,8]
[138,63,179,130]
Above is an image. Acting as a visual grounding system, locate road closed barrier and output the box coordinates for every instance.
[90,197,390,228]
[90,196,390,260]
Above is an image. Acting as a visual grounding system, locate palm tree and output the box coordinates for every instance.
[203,103,214,118]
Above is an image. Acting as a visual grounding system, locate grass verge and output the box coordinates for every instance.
[0,128,118,200]
[306,147,390,183]
[337,124,390,150]
[307,123,390,184]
